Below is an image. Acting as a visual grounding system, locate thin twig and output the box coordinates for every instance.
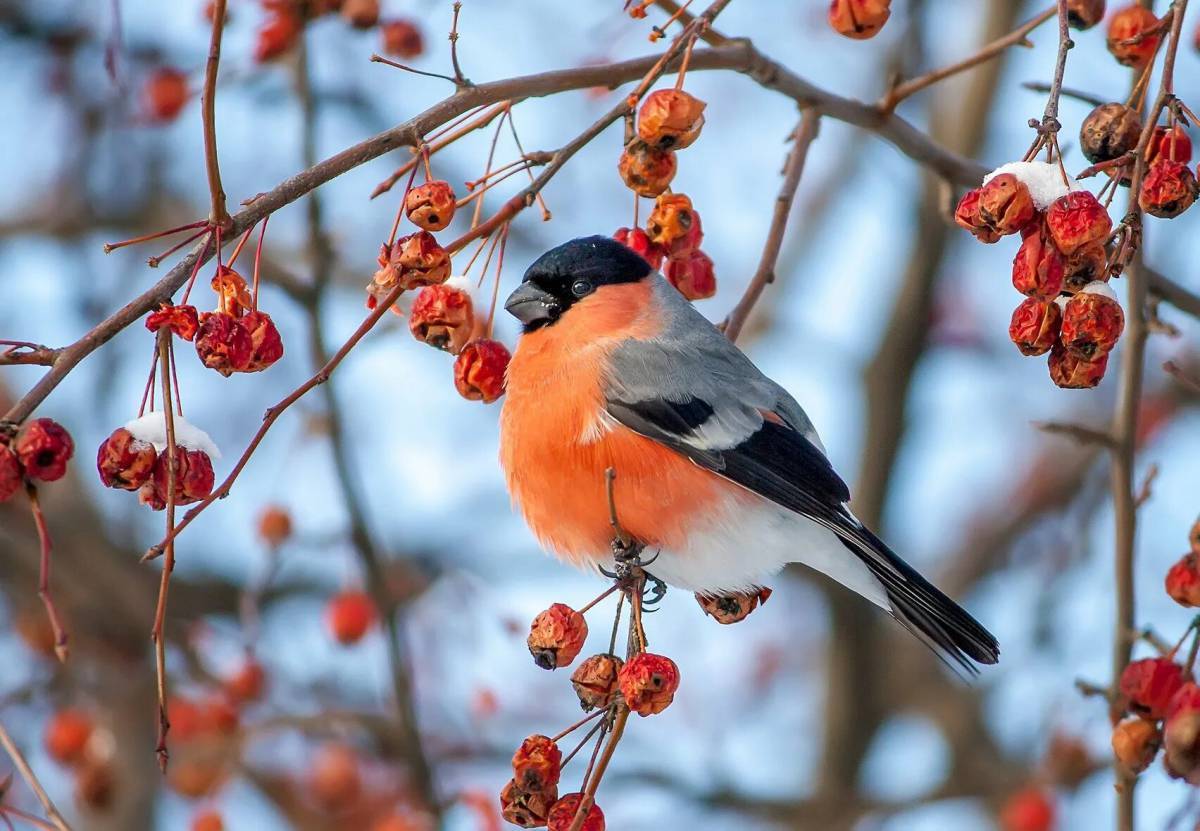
[1020,81,1106,108]
[151,327,178,771]
[0,721,71,831]
[24,484,67,663]
[202,0,229,228]
[1034,420,1117,448]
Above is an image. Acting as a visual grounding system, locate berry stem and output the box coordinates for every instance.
[252,215,269,311]
[559,716,607,769]
[103,220,207,255]
[25,484,68,664]
[551,708,606,743]
[578,584,620,616]
[150,327,179,772]
[0,720,70,831]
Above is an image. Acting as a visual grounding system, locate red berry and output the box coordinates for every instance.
[1011,228,1065,299]
[144,67,189,123]
[526,603,588,669]
[453,339,510,404]
[1164,683,1200,783]
[138,446,215,510]
[1139,159,1198,219]
[636,89,706,150]
[224,659,267,704]
[1107,4,1161,68]
[409,284,475,354]
[309,744,362,812]
[613,227,666,270]
[954,188,1002,243]
[1062,242,1108,293]
[827,0,892,39]
[976,173,1037,236]
[664,249,716,301]
[381,19,424,59]
[1169,552,1200,607]
[511,734,562,792]
[0,444,22,502]
[44,709,93,765]
[254,11,302,62]
[1047,341,1108,389]
[1066,0,1105,30]
[571,654,623,711]
[645,192,703,256]
[404,180,457,232]
[1059,285,1124,359]
[1008,297,1062,357]
[617,140,677,198]
[257,504,293,548]
[239,310,285,372]
[546,793,604,831]
[15,418,74,482]
[618,652,680,716]
[999,785,1055,831]
[326,590,376,645]
[1120,657,1188,720]
[195,311,254,376]
[1044,191,1112,255]
[340,0,379,28]
[146,303,200,341]
[96,427,157,490]
[190,810,224,831]
[1147,124,1193,166]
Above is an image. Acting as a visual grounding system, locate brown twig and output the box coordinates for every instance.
[723,109,820,342]
[1019,81,1106,108]
[881,5,1057,111]
[150,328,178,771]
[448,1,468,87]
[201,0,229,228]
[1034,420,1117,448]
[0,342,61,368]
[0,720,71,831]
[24,484,68,663]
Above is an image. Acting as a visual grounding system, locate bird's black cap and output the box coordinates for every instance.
[506,236,652,331]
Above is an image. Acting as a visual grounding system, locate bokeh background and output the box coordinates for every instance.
[2,0,1200,828]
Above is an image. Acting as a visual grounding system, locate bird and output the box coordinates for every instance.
[498,235,999,672]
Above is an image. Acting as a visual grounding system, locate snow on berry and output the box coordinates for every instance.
[96,427,157,490]
[123,412,221,459]
[983,161,1080,211]
[1060,281,1124,359]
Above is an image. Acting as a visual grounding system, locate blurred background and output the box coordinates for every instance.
[1,0,1199,828]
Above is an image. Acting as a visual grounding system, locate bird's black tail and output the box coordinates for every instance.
[840,525,999,675]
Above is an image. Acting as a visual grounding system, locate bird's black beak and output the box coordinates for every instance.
[504,282,561,330]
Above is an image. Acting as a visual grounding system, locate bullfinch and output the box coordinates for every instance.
[499,236,999,672]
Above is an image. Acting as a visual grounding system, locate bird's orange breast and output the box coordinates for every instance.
[499,282,726,568]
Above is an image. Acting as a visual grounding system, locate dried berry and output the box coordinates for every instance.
[500,778,556,828]
[636,89,706,150]
[1112,717,1162,776]
[381,19,424,59]
[16,418,74,482]
[1008,298,1062,358]
[546,793,604,831]
[827,0,892,39]
[1168,553,1200,606]
[211,265,253,317]
[224,659,266,704]
[1045,191,1112,255]
[999,786,1055,831]
[1164,684,1200,783]
[1066,0,1106,29]
[196,311,254,376]
[1139,159,1198,218]
[340,0,379,28]
[146,303,200,341]
[977,174,1037,236]
[96,427,156,490]
[618,652,680,716]
[144,67,189,123]
[527,603,588,669]
[664,250,716,301]
[454,339,510,403]
[1011,228,1065,299]
[613,227,666,270]
[1120,657,1188,720]
[255,10,302,62]
[139,446,215,509]
[327,590,376,645]
[1060,284,1124,359]
[617,140,677,198]
[76,760,116,810]
[1106,4,1161,68]
[571,654,623,711]
[44,709,93,765]
[258,504,293,547]
[191,810,225,831]
[1079,103,1142,164]
[512,735,562,792]
[405,180,457,232]
[389,231,453,291]
[1047,341,1108,389]
[310,744,362,812]
[954,189,1002,244]
[409,284,474,354]
[645,192,703,256]
[0,444,21,502]
[1147,124,1193,165]
[695,587,773,624]
[1062,242,1108,293]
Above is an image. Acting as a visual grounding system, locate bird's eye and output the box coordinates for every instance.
[570,279,592,297]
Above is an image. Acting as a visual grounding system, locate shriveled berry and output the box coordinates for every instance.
[527,603,588,669]
[1120,657,1188,720]
[309,744,362,812]
[1062,242,1108,293]
[636,89,706,150]
[512,734,561,792]
[1164,684,1200,783]
[1080,103,1142,164]
[571,654,623,711]
[196,311,253,376]
[617,140,677,198]
[138,446,215,510]
[1011,228,1065,299]
[326,590,376,645]
[144,67,189,123]
[1045,191,1112,255]
[646,192,703,256]
[1060,283,1124,359]
[827,0,892,39]
[613,227,665,270]
[16,418,74,482]
[146,303,200,341]
[409,284,474,354]
[695,587,773,624]
[1107,4,1161,68]
[977,173,1037,236]
[0,444,21,502]
[1047,341,1108,389]
[96,427,156,490]
[954,188,1002,243]
[404,180,457,232]
[500,778,556,828]
[1066,0,1105,29]
[1147,124,1193,166]
[618,652,680,716]
[546,793,604,831]
[381,19,424,59]
[454,339,510,403]
[1112,717,1161,776]
[1139,159,1198,218]
[664,250,716,301]
[391,231,453,291]
[239,310,284,372]
[211,265,253,316]
[44,709,93,765]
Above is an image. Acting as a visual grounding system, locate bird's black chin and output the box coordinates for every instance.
[505,282,562,331]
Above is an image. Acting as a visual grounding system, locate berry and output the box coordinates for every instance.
[195,311,254,376]
[146,303,200,341]
[191,810,225,831]
[45,709,93,765]
[571,654,623,711]
[954,188,1001,243]
[1045,191,1112,255]
[224,659,267,704]
[1079,103,1142,164]
[75,760,115,810]
[1062,242,1108,293]
[96,427,157,491]
[310,744,362,812]
[16,418,74,482]
[138,446,215,510]
[1112,717,1161,776]
[1147,124,1193,166]
[1009,298,1062,358]
[617,140,677,198]
[257,504,293,548]
[1060,283,1124,359]
[546,793,604,831]
[1106,5,1161,68]
[166,756,226,799]
[976,173,1037,236]
[1066,0,1106,30]
[500,778,556,828]
[526,603,588,669]
[827,0,892,39]
[695,587,773,624]
[374,231,453,297]
[663,249,716,301]
[409,284,475,354]
[381,19,424,59]
[340,0,379,29]
[636,89,706,150]
[144,67,189,123]
[453,339,510,403]
[1047,342,1108,389]
[645,192,703,256]
[0,444,20,502]
[618,652,680,716]
[613,227,666,270]
[999,786,1055,831]
[327,590,376,645]
[1011,228,1065,299]
[1164,683,1200,783]
[1120,657,1188,720]
[512,734,562,792]
[239,310,285,372]
[404,180,457,232]
[1139,159,1198,218]
[255,11,302,62]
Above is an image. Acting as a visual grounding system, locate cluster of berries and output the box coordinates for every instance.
[369,173,511,403]
[0,417,74,503]
[614,191,714,300]
[955,163,1124,388]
